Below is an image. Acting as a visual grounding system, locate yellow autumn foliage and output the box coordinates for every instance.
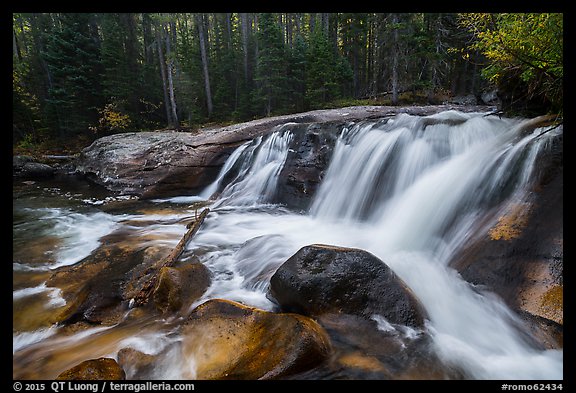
[90,103,132,135]
[99,103,131,130]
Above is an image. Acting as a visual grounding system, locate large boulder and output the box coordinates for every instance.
[181,299,332,379]
[269,244,427,328]
[73,107,380,199]
[73,105,494,200]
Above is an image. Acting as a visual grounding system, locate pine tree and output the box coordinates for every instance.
[286,33,307,112]
[42,13,104,138]
[254,13,287,116]
[305,24,345,107]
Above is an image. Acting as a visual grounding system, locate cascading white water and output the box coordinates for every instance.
[199,143,251,200]
[185,110,562,379]
[13,110,562,380]
[206,124,294,209]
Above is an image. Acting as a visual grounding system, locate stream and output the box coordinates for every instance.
[13,110,563,380]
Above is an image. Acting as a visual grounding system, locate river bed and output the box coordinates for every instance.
[13,110,563,380]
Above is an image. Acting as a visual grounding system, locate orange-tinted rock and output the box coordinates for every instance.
[152,262,211,314]
[56,357,125,380]
[181,299,332,379]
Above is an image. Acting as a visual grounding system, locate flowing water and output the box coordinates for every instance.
[12,110,563,380]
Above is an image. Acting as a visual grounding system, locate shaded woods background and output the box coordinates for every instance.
[13,13,562,149]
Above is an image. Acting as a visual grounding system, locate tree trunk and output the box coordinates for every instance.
[142,13,154,65]
[226,12,232,50]
[157,29,174,127]
[371,16,380,98]
[241,13,249,82]
[165,25,179,127]
[196,13,213,117]
[391,13,399,105]
[132,208,210,308]
[13,27,22,62]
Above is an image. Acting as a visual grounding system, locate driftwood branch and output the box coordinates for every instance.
[132,208,210,307]
[518,114,560,136]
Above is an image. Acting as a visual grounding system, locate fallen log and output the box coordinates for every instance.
[131,208,210,307]
[518,114,561,136]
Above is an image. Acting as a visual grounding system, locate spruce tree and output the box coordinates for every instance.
[305,25,339,107]
[43,13,104,139]
[254,13,287,116]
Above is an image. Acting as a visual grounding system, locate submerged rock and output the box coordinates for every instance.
[55,357,125,380]
[270,244,427,328]
[181,299,332,379]
[296,313,465,380]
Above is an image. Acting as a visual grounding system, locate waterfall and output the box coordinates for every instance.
[13,110,562,380]
[205,124,294,209]
[190,110,562,379]
[199,142,251,200]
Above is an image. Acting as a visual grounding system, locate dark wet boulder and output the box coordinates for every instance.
[181,299,332,379]
[269,244,427,328]
[56,357,125,380]
[13,155,55,178]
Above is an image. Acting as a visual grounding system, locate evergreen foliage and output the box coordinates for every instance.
[12,12,563,149]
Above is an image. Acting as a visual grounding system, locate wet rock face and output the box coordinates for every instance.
[269,244,428,328]
[275,122,341,211]
[181,299,332,380]
[450,167,563,324]
[45,244,211,326]
[73,105,492,201]
[55,357,125,380]
[449,136,563,350]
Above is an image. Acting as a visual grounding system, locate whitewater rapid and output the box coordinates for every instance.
[13,110,563,379]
